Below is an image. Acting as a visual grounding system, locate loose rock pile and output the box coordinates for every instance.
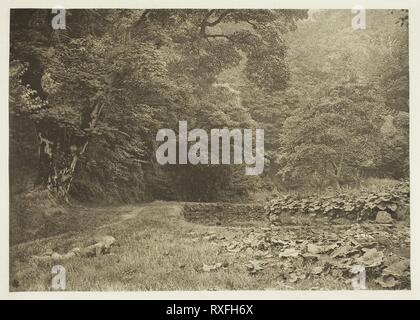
[190,223,410,289]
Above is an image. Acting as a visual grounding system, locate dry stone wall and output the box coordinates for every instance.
[182,202,266,225]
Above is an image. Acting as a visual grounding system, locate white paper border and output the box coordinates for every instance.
[1,0,418,300]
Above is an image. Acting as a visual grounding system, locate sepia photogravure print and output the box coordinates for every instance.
[8,7,410,292]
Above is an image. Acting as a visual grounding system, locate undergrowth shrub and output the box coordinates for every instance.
[266,180,409,223]
[10,189,79,244]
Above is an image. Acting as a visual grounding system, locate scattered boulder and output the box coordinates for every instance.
[246,260,265,274]
[31,236,116,262]
[81,236,116,257]
[202,262,222,272]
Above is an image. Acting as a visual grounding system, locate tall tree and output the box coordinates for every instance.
[9,9,308,201]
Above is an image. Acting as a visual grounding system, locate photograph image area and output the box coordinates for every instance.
[8,8,409,291]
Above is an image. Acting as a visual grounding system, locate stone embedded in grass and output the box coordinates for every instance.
[71,247,81,256]
[246,260,265,274]
[203,234,217,241]
[202,263,222,272]
[82,236,116,257]
[31,235,117,262]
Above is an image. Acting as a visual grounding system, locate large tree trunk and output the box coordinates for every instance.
[36,126,87,201]
[35,100,103,201]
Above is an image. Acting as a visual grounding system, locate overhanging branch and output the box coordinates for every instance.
[199,9,234,38]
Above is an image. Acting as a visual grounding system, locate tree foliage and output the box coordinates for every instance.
[9,9,308,202]
[264,10,409,190]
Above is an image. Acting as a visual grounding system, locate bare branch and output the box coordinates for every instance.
[206,10,234,27]
[246,19,258,29]
[199,9,233,38]
[200,9,216,36]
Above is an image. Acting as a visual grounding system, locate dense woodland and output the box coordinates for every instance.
[10,9,409,205]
